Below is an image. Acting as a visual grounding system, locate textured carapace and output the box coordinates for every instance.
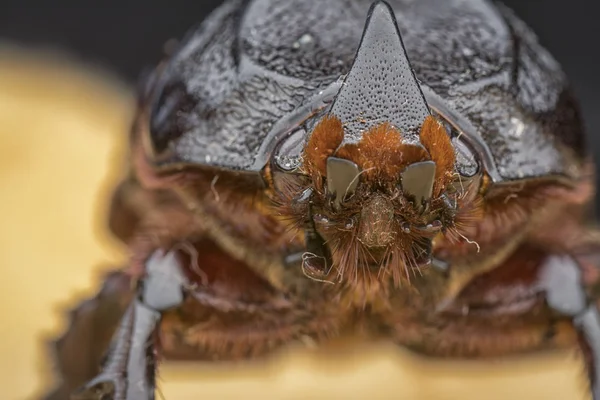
[144,0,585,180]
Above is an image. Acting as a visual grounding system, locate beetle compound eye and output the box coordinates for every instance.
[149,80,196,155]
[452,134,480,179]
[270,128,312,199]
[274,128,307,172]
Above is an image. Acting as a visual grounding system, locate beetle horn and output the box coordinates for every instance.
[330,1,430,141]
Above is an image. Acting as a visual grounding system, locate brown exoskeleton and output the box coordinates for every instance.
[44,1,600,399]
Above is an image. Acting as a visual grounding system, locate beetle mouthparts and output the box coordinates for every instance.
[400,161,436,208]
[326,157,361,210]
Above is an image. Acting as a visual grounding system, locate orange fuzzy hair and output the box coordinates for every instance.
[336,123,428,182]
[419,115,456,196]
[303,115,344,177]
[302,114,456,195]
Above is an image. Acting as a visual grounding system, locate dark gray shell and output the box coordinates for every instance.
[149,0,586,182]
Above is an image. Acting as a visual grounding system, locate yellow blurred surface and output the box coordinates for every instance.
[0,48,590,400]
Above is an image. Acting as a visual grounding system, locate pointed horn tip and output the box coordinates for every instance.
[368,1,395,16]
[330,0,431,141]
[365,1,399,30]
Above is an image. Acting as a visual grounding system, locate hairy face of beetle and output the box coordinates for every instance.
[271,113,485,286]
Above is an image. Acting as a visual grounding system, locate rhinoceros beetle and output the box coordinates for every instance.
[44,1,600,399]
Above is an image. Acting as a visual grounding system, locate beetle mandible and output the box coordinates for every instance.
[44,1,600,399]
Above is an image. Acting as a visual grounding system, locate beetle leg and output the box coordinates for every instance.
[539,254,600,399]
[71,249,189,400]
[44,271,133,400]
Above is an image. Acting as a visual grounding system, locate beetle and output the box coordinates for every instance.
[43,0,600,399]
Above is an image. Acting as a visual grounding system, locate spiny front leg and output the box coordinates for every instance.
[44,271,133,400]
[72,249,188,400]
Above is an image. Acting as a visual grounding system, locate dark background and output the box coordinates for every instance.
[1,0,598,184]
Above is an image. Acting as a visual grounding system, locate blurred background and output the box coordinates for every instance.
[0,1,597,399]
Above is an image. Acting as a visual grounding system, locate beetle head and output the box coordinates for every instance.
[271,1,477,285]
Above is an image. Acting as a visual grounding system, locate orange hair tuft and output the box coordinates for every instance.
[336,123,428,182]
[419,115,456,196]
[303,115,344,176]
